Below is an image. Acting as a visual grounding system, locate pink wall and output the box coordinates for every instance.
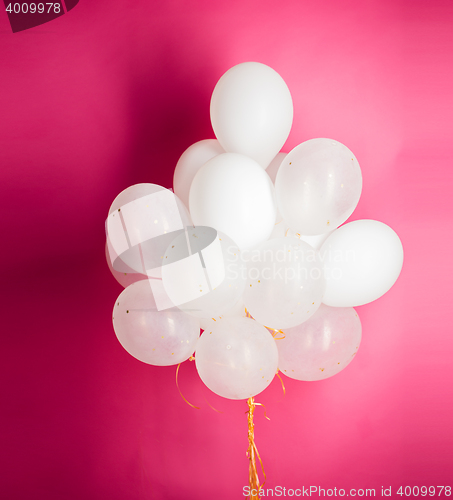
[1,1,452,498]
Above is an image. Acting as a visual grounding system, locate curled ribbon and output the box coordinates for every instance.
[245,307,286,340]
[175,362,200,410]
[275,369,286,398]
[176,357,223,413]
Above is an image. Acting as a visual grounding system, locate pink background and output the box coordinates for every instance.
[1,1,452,498]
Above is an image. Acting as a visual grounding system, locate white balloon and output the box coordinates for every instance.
[161,228,246,318]
[277,304,362,381]
[210,62,293,168]
[243,237,326,329]
[173,139,224,209]
[266,152,287,183]
[113,280,200,366]
[275,138,362,235]
[189,153,277,250]
[195,317,278,400]
[106,183,192,276]
[108,183,191,224]
[320,219,403,307]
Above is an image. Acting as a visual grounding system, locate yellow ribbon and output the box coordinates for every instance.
[245,307,286,339]
[266,327,286,339]
[176,357,223,412]
[203,396,223,414]
[175,362,200,410]
[246,397,267,500]
[176,320,286,500]
[275,369,286,398]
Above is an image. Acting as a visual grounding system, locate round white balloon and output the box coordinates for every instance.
[243,237,326,329]
[106,183,192,276]
[108,183,191,225]
[195,317,278,400]
[277,304,362,381]
[320,219,403,307]
[275,138,362,235]
[210,62,293,168]
[189,153,276,249]
[113,280,200,366]
[173,139,224,209]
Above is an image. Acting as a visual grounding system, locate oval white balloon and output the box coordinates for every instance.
[210,62,293,168]
[275,138,362,235]
[320,219,403,307]
[113,280,200,366]
[173,139,224,209]
[189,153,277,250]
[243,237,326,329]
[277,304,362,381]
[106,183,192,276]
[195,317,278,400]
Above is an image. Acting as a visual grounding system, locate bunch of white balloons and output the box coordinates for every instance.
[106,62,403,401]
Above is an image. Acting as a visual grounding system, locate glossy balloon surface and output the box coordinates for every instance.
[210,62,293,168]
[189,153,276,249]
[173,139,224,209]
[276,139,362,235]
[277,304,362,381]
[243,237,326,329]
[321,219,403,307]
[113,280,200,366]
[195,317,278,400]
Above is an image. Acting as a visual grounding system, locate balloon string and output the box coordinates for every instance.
[203,396,223,414]
[175,362,200,410]
[275,369,286,398]
[267,328,285,339]
[246,397,267,500]
[176,357,223,412]
[244,308,286,339]
[284,228,301,239]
